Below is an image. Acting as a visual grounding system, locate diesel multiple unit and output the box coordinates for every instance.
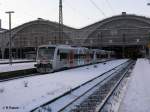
[35,45,115,73]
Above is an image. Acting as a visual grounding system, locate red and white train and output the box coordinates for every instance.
[34,45,115,73]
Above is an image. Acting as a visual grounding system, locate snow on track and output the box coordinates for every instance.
[119,59,150,112]
[0,59,128,112]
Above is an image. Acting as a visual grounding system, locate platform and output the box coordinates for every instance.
[0,62,35,73]
[119,59,150,112]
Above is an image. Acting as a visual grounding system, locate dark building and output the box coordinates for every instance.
[1,13,150,59]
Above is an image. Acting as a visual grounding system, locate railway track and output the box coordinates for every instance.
[0,59,111,82]
[0,68,37,82]
[31,60,135,112]
[70,61,134,112]
[95,61,134,112]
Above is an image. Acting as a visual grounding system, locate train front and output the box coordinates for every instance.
[35,46,55,73]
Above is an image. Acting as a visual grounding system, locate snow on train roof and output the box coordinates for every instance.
[38,44,71,48]
[38,45,89,54]
[38,45,114,54]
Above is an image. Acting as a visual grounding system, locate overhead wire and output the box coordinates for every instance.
[105,0,116,15]
[64,0,91,20]
[89,0,106,17]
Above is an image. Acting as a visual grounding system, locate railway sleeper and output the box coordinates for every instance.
[69,62,134,112]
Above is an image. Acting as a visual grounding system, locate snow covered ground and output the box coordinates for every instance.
[0,62,36,73]
[119,59,150,112]
[0,59,128,112]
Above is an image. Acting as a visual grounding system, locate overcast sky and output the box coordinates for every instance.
[0,0,150,29]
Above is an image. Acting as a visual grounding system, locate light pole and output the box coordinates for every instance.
[5,11,14,65]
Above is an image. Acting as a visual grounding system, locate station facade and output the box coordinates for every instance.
[1,13,150,59]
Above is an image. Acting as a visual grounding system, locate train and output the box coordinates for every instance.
[34,44,115,73]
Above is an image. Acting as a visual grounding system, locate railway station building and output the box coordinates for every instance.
[0,12,150,59]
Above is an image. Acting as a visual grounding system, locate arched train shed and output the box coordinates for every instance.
[1,13,150,59]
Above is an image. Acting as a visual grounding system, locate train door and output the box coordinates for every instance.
[59,51,68,68]
[86,50,90,64]
[68,50,74,67]
[78,49,84,65]
[55,49,61,69]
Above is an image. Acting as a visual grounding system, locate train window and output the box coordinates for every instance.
[38,47,55,60]
[74,54,79,59]
[79,54,86,59]
[90,54,94,59]
[57,50,60,55]
[97,54,103,59]
[96,54,100,58]
[60,53,68,60]
[101,54,104,58]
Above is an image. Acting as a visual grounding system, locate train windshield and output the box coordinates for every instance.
[37,47,55,60]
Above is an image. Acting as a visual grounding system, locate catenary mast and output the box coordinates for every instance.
[59,0,63,44]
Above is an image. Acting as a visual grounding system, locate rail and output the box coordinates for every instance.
[31,59,132,112]
[96,60,135,112]
[0,59,113,82]
[59,60,134,112]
